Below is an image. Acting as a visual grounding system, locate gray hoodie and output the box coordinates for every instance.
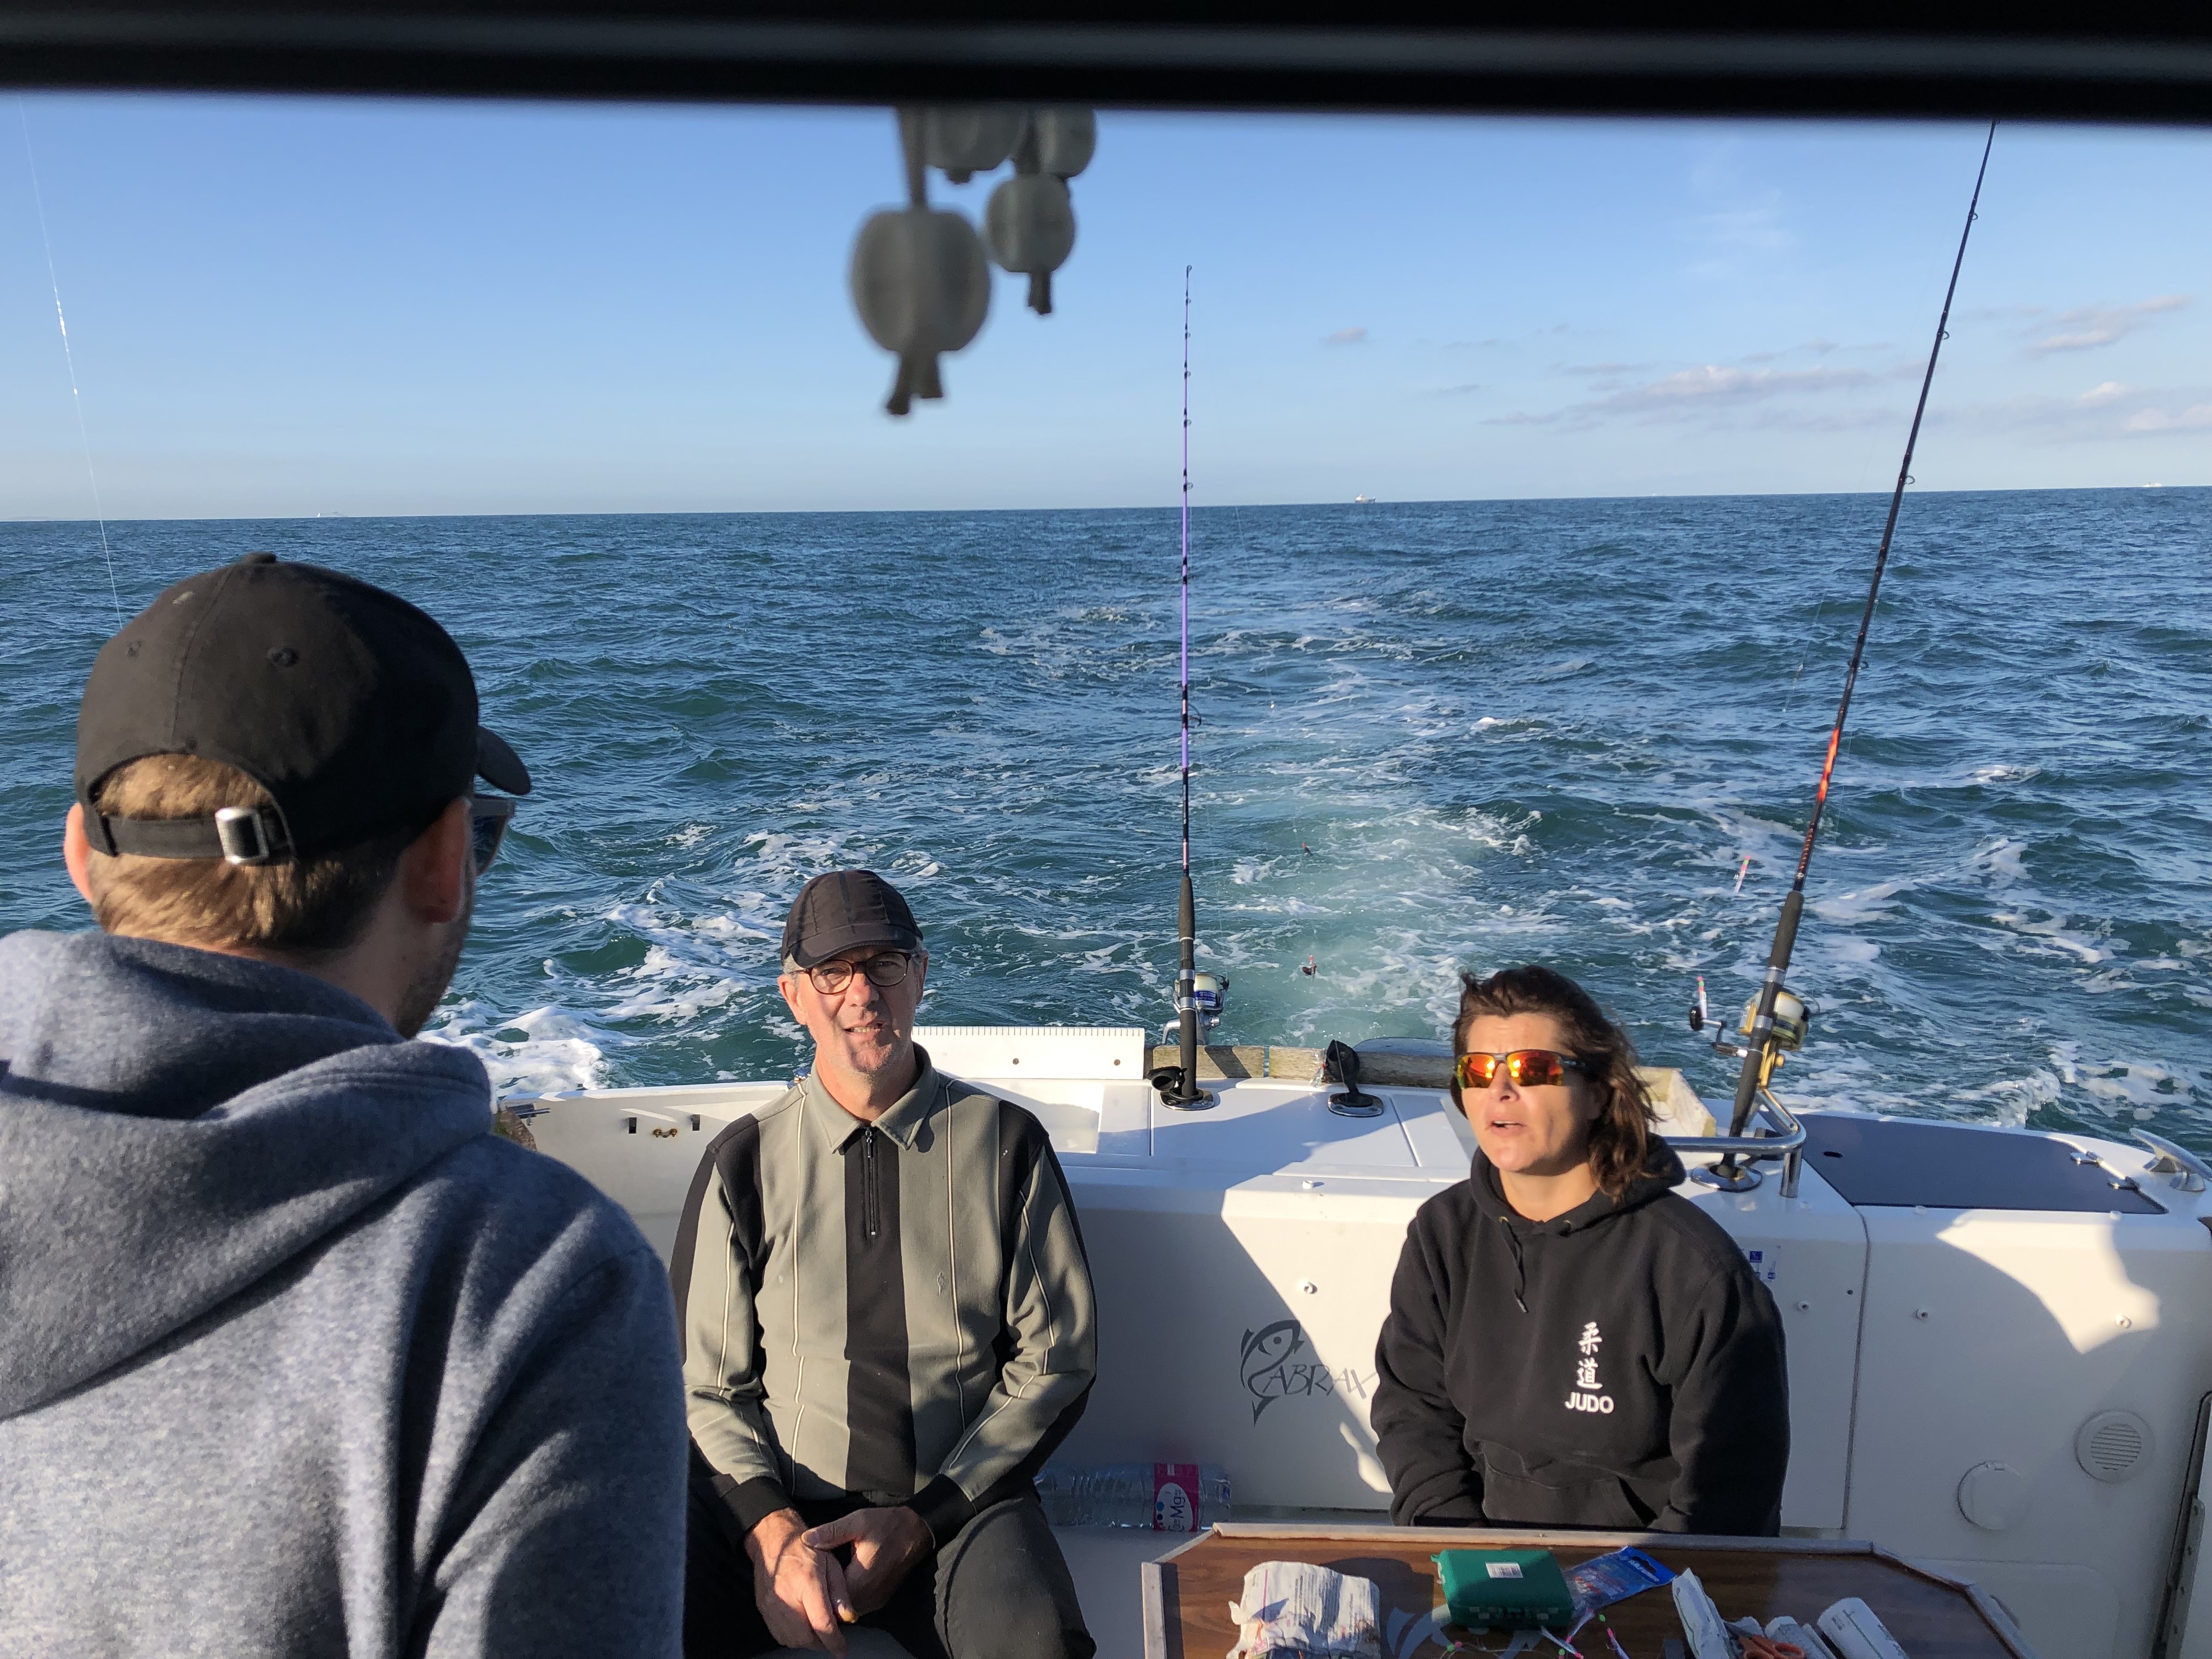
[0,930,685,1658]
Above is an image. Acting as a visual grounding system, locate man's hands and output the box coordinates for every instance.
[744,1504,933,1652]
[803,1506,932,1616]
[746,1508,854,1654]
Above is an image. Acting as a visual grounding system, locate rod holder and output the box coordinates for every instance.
[1323,1040,1385,1118]
[1149,1064,1216,1112]
[1677,1096,1807,1195]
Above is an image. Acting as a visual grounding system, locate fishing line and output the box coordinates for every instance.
[19,102,122,628]
[1720,121,1997,1144]
[1734,568,1842,894]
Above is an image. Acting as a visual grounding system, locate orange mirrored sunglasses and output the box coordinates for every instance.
[1455,1048,1593,1090]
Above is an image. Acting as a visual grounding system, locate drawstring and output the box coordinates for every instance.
[1498,1217,1527,1313]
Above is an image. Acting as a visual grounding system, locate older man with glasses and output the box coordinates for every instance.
[675,870,1098,1659]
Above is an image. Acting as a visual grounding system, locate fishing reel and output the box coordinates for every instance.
[1699,982,1805,1070]
[1163,970,1228,1038]
[1690,980,1813,1088]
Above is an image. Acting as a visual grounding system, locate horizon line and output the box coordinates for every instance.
[2,481,2202,526]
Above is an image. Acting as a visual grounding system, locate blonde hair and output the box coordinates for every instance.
[84,754,413,957]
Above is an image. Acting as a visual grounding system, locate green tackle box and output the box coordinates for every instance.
[1432,1548,1576,1630]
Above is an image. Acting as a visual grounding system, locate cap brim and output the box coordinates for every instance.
[475,726,532,796]
[788,924,923,970]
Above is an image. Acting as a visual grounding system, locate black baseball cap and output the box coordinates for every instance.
[781,870,923,969]
[76,552,531,865]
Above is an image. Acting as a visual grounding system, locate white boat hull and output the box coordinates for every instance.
[520,1025,2212,1659]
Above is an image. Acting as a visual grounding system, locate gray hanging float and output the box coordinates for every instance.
[848,104,1098,411]
[984,108,1094,315]
[922,105,1026,184]
[849,109,992,416]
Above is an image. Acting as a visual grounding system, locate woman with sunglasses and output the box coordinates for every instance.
[1370,964,1790,1534]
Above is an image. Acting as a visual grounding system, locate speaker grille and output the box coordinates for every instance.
[2076,1410,2154,1483]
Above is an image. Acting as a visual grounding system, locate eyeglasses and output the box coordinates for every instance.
[467,794,518,875]
[803,952,915,995]
[1455,1049,1593,1090]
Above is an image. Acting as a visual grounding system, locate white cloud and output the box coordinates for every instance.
[1324,326,1368,346]
[1942,379,2212,442]
[2121,402,2212,433]
[1587,363,1883,414]
[2022,295,2191,356]
[1479,356,1906,432]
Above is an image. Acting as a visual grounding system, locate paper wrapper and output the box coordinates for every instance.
[1225,1560,1382,1658]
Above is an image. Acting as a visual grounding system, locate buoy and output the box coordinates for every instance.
[923,105,1025,184]
[985,109,1092,315]
[850,111,992,416]
[850,211,990,413]
[1029,106,1097,179]
[985,173,1075,314]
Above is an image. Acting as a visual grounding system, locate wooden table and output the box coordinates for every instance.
[1139,1524,2035,1658]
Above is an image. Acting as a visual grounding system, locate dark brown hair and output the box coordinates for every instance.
[1453,963,1658,1200]
[84,754,414,958]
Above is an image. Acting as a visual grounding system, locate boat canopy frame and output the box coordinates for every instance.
[4,5,2212,125]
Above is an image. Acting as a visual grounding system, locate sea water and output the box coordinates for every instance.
[1,491,2205,1147]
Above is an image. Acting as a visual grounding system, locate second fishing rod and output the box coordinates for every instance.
[1707,123,1998,1182]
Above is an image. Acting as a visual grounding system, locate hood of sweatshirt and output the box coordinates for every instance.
[1465,1139,1690,1244]
[0,929,493,1420]
[1465,1140,1689,1313]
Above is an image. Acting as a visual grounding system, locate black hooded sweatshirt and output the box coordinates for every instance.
[1372,1142,1788,1534]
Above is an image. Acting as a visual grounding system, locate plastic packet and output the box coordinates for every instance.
[1566,1547,1675,1624]
[1668,1569,1734,1659]
[1224,1560,1382,1658]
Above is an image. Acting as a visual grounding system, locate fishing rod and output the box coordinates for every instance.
[1160,265,1221,1111]
[1712,122,1997,1175]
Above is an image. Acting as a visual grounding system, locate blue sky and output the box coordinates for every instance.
[0,96,2205,516]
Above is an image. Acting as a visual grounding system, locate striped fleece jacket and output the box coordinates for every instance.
[673,1050,1097,1545]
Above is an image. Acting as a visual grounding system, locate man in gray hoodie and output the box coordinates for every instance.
[0,553,687,1657]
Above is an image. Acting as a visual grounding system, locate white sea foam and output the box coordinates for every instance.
[1989,910,2115,964]
[424,1002,610,1100]
[2076,1059,2185,1112]
[1811,881,1902,923]
[1949,1068,2061,1129]
[1967,764,2044,785]
[603,947,743,1023]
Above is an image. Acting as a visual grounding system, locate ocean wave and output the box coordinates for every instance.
[4,494,2205,1146]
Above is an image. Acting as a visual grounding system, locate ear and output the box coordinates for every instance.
[63,803,96,906]
[776,972,805,1025]
[399,798,472,924]
[1580,1077,1610,1127]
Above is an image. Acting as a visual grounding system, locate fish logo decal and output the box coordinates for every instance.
[1240,1319,1307,1421]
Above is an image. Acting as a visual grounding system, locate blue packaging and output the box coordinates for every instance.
[1565,1547,1674,1623]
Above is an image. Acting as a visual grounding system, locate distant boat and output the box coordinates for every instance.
[1352,493,1377,504]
